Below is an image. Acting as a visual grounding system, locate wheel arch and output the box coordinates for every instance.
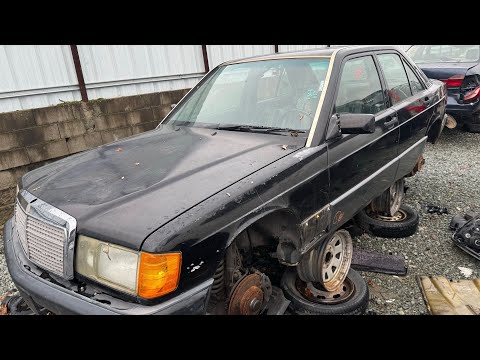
[427,113,446,144]
[226,207,304,264]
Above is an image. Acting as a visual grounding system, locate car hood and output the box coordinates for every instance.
[22,124,303,250]
[417,62,478,79]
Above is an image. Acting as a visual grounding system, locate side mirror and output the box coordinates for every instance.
[338,113,375,134]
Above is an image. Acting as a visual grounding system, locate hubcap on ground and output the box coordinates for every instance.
[296,276,355,304]
[370,208,407,222]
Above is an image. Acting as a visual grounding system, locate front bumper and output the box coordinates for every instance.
[3,218,212,315]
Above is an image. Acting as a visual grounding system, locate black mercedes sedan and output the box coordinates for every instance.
[407,45,480,132]
[4,45,446,315]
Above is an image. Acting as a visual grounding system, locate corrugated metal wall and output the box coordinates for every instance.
[0,45,207,113]
[77,45,205,99]
[0,45,412,113]
[0,45,81,112]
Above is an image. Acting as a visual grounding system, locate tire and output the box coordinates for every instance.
[355,204,419,238]
[464,122,480,133]
[281,268,369,315]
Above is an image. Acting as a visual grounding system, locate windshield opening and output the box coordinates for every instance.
[164,58,331,132]
[407,45,480,64]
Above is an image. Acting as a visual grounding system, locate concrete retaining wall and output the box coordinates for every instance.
[0,88,189,229]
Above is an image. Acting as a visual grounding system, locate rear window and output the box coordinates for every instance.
[407,45,480,64]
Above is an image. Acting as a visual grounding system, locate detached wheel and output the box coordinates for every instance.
[355,204,419,238]
[281,268,369,315]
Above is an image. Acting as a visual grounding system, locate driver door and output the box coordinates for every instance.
[327,54,400,226]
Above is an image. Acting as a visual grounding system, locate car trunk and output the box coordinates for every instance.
[419,62,480,103]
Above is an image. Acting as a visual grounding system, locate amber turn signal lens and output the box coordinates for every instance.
[137,252,182,299]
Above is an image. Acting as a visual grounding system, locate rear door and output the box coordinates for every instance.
[328,53,399,224]
[376,52,433,180]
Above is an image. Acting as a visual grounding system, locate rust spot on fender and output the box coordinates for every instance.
[333,211,344,224]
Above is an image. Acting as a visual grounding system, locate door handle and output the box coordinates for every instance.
[424,96,432,106]
[384,116,398,129]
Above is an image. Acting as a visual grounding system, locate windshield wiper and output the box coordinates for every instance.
[217,124,306,135]
[266,128,307,134]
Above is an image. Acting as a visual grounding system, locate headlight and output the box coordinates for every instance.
[75,235,181,299]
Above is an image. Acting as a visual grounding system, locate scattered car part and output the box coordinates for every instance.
[351,249,407,276]
[458,266,473,278]
[370,178,405,216]
[355,204,419,238]
[445,114,457,129]
[450,212,480,261]
[425,204,449,215]
[227,272,272,315]
[0,294,38,315]
[452,241,480,262]
[450,211,478,230]
[297,230,353,291]
[418,276,480,315]
[281,268,368,315]
[0,302,6,315]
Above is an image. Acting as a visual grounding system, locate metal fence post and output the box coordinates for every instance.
[201,45,210,73]
[70,45,88,102]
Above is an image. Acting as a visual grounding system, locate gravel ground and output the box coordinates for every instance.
[0,128,478,314]
[0,232,16,297]
[357,128,480,315]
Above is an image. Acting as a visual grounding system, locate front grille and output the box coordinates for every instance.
[15,202,66,276]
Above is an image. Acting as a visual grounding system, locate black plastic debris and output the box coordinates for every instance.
[425,204,449,215]
[351,249,407,276]
[450,212,480,261]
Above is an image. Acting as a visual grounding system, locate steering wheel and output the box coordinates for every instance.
[278,108,314,126]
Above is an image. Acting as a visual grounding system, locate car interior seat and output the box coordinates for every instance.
[273,64,320,129]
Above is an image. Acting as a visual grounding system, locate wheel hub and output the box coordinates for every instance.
[227,273,272,315]
[370,209,407,222]
[296,276,355,304]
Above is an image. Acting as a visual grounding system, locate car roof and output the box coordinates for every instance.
[223,45,403,65]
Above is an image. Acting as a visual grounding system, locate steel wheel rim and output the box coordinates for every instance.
[319,231,353,292]
[370,209,407,222]
[296,276,355,305]
[389,180,404,215]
